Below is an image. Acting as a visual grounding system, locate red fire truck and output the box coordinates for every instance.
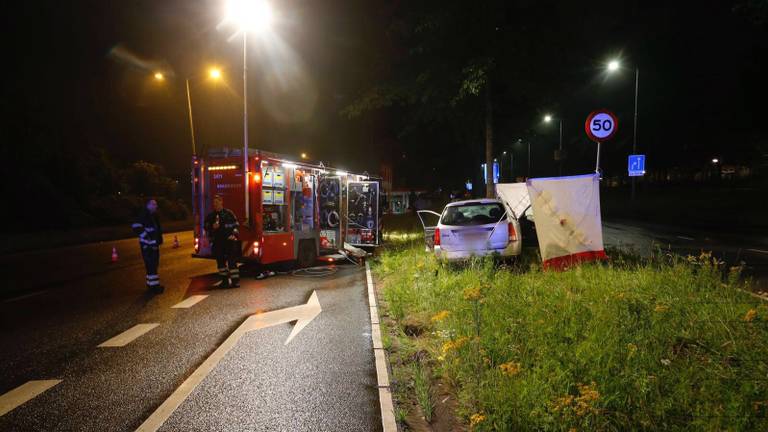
[192,148,380,267]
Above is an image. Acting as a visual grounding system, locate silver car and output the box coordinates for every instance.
[418,199,521,261]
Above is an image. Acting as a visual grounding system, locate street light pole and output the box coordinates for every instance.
[631,67,639,200]
[185,78,197,156]
[558,119,563,176]
[527,141,531,178]
[242,31,250,225]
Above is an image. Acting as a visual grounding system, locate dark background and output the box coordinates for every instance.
[2,0,767,231]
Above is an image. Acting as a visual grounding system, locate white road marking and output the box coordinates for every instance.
[676,236,695,241]
[366,261,397,432]
[98,324,159,347]
[0,380,61,417]
[3,290,49,304]
[171,295,208,309]
[747,248,768,255]
[136,291,322,432]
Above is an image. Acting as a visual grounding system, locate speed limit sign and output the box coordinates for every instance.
[585,110,618,142]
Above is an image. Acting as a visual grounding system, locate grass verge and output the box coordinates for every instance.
[373,239,768,431]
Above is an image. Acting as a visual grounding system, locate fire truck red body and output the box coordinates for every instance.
[192,148,379,267]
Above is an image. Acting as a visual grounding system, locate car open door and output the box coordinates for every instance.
[416,210,441,251]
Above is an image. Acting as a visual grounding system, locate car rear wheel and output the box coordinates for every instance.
[297,240,317,268]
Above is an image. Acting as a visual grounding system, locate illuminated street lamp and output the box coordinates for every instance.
[301,152,308,159]
[543,114,564,175]
[606,58,640,199]
[225,0,274,225]
[209,68,222,80]
[154,72,165,81]
[711,158,719,164]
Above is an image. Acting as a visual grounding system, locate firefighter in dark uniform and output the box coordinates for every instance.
[205,194,241,288]
[132,198,164,293]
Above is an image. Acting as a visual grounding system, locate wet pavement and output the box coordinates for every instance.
[0,232,382,431]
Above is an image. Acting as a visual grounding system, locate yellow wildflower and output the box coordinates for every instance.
[469,413,486,427]
[441,336,469,355]
[463,285,482,301]
[431,310,450,322]
[552,394,574,412]
[627,343,638,357]
[574,382,600,416]
[499,361,521,376]
[744,309,758,322]
[654,304,669,313]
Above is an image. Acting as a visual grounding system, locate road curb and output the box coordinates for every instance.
[366,260,398,432]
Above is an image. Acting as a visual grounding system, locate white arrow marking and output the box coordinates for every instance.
[247,290,322,345]
[136,291,321,432]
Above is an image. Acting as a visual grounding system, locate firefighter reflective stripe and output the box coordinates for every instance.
[224,223,238,228]
[217,268,228,276]
[140,238,157,245]
[132,223,144,229]
[229,268,240,279]
[146,275,160,286]
[145,227,156,232]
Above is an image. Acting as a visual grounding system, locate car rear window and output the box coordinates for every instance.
[441,202,506,226]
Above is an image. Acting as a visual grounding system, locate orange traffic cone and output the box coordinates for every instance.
[111,246,119,262]
[172,235,180,249]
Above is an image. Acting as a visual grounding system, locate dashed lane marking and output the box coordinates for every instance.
[0,380,61,417]
[366,261,397,432]
[747,248,768,255]
[3,290,49,304]
[676,236,695,241]
[98,324,159,347]
[171,295,209,309]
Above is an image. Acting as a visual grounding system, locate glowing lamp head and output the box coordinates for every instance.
[226,0,273,34]
[607,60,620,72]
[209,68,222,80]
[544,114,552,123]
[154,72,164,81]
[301,153,307,159]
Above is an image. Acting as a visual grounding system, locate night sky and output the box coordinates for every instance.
[3,1,767,189]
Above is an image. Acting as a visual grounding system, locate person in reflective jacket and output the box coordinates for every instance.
[132,198,164,293]
[204,194,241,288]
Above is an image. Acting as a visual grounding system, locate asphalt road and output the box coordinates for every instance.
[0,231,382,431]
[603,219,768,291]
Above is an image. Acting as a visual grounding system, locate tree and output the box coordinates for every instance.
[122,161,178,198]
[343,0,571,196]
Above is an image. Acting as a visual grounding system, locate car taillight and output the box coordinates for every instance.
[434,227,441,246]
[508,223,517,242]
[194,236,199,252]
[253,240,260,256]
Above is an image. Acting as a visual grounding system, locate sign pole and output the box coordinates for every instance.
[595,141,601,173]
